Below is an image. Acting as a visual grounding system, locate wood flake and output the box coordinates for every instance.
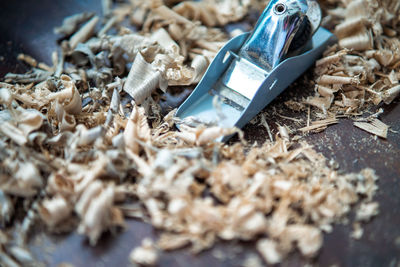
[354,118,389,138]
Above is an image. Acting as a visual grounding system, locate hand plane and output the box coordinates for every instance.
[176,0,336,141]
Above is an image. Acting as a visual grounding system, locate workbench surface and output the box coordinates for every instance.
[1,0,399,266]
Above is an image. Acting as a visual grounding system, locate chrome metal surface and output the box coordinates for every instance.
[305,0,322,34]
[213,0,322,107]
[220,55,268,100]
[239,0,321,70]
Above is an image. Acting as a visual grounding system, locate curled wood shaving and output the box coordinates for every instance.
[310,0,400,121]
[382,84,400,104]
[76,184,123,245]
[54,12,95,36]
[124,53,167,104]
[129,238,159,266]
[257,239,282,265]
[172,0,255,27]
[38,196,72,228]
[0,108,44,146]
[355,202,379,222]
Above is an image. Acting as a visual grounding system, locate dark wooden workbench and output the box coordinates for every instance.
[1,0,399,266]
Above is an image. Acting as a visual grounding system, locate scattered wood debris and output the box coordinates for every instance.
[299,117,338,133]
[356,202,380,222]
[242,253,264,267]
[310,0,400,118]
[351,222,364,240]
[130,238,159,266]
[1,0,396,266]
[354,118,389,138]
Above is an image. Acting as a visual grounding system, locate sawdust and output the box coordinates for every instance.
[1,0,397,266]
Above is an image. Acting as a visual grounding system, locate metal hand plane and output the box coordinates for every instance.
[176,0,336,141]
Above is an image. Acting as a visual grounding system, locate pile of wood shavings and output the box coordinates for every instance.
[0,0,392,266]
[297,0,400,136]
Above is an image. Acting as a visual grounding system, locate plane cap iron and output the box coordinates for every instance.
[176,0,336,141]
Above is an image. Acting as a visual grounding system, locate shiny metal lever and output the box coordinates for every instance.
[239,0,321,70]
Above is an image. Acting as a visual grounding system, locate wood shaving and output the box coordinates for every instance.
[0,0,390,266]
[130,238,159,266]
[173,0,257,27]
[38,195,72,228]
[257,239,282,265]
[351,222,364,239]
[310,0,400,118]
[354,118,389,138]
[69,16,100,49]
[54,12,95,36]
[0,189,14,226]
[241,253,264,267]
[17,53,51,70]
[355,202,379,222]
[124,53,167,104]
[299,117,338,133]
